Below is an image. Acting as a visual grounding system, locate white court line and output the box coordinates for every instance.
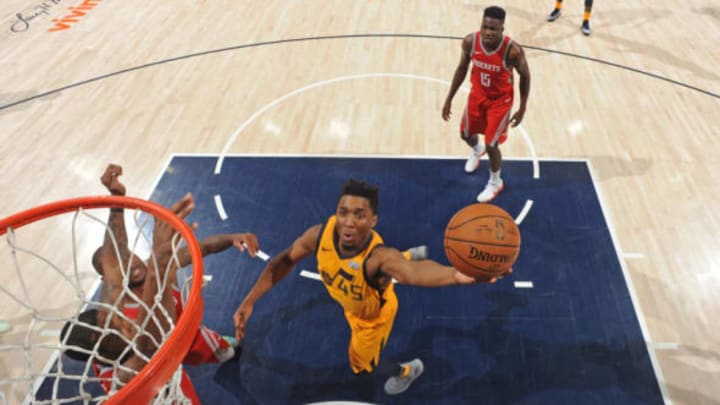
[152,154,176,192]
[180,151,564,161]
[514,281,533,288]
[210,73,540,228]
[623,253,645,259]
[517,125,539,179]
[214,73,465,174]
[299,270,321,281]
[651,342,680,351]
[515,199,534,225]
[256,250,270,262]
[586,159,671,404]
[214,194,228,220]
[213,73,539,178]
[243,242,270,262]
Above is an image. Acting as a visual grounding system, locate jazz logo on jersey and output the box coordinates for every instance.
[320,268,363,301]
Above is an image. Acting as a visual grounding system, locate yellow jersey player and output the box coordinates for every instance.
[233,178,499,395]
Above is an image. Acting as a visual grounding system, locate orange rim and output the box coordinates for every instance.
[0,195,204,404]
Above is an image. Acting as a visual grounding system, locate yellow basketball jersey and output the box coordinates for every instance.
[316,215,396,320]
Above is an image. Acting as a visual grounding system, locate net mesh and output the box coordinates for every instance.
[0,198,201,404]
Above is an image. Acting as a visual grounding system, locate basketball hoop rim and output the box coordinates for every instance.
[0,195,204,404]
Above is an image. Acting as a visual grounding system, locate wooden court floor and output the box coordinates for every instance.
[0,1,718,404]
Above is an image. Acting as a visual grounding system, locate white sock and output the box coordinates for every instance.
[472,143,485,155]
[490,169,501,183]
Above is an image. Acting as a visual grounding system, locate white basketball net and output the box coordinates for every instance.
[0,205,196,404]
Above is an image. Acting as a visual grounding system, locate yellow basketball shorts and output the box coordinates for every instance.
[344,292,398,374]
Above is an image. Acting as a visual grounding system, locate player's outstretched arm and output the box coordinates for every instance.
[116,193,199,385]
[94,164,136,335]
[367,246,478,287]
[99,164,129,251]
[233,224,320,341]
[94,164,130,284]
[173,232,260,267]
[151,192,196,249]
[136,193,197,343]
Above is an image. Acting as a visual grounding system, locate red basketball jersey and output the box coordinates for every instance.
[120,288,183,320]
[92,288,202,404]
[469,33,514,100]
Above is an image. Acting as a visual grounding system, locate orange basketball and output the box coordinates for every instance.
[444,203,521,281]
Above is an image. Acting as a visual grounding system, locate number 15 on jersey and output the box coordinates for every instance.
[481,72,491,87]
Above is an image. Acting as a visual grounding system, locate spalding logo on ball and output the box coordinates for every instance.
[444,203,521,281]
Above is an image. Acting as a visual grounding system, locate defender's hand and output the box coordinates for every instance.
[153,193,196,247]
[233,302,254,341]
[233,233,260,258]
[101,164,126,196]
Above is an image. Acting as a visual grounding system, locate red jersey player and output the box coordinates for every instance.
[442,5,531,203]
[60,165,260,404]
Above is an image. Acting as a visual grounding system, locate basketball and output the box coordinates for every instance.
[444,203,521,281]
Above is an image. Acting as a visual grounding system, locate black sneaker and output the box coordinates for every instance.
[547,8,561,22]
[581,20,592,36]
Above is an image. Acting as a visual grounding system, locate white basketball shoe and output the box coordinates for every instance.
[477,178,504,203]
